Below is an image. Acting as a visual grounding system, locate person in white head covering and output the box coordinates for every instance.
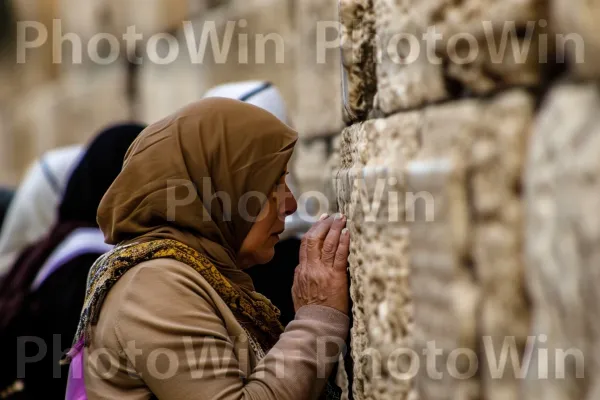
[203,81,311,242]
[0,145,83,278]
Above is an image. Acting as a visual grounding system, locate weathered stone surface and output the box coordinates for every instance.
[373,0,542,113]
[340,0,377,122]
[291,139,331,218]
[293,0,344,138]
[551,0,600,79]
[324,135,342,214]
[374,0,448,113]
[335,112,421,400]
[406,89,534,400]
[407,155,479,400]
[523,82,598,400]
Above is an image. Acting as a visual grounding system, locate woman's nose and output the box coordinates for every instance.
[280,184,297,217]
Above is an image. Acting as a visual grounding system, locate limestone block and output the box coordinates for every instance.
[11,0,59,88]
[340,0,377,122]
[523,82,599,400]
[324,135,342,214]
[335,112,421,400]
[293,0,344,138]
[58,0,110,41]
[106,0,189,37]
[137,54,205,124]
[406,89,534,400]
[469,91,532,400]
[374,0,448,113]
[189,0,297,122]
[10,64,130,180]
[407,156,479,400]
[551,0,600,79]
[373,0,542,113]
[292,139,330,218]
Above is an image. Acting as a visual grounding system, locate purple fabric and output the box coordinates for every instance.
[65,339,87,400]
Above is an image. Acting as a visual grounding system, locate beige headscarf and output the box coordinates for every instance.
[97,97,298,289]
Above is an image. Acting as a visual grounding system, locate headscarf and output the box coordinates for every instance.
[0,146,83,277]
[203,81,310,240]
[0,123,145,330]
[69,98,298,358]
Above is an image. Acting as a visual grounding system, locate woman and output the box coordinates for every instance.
[65,98,350,400]
[202,80,311,326]
[0,145,83,278]
[0,124,145,399]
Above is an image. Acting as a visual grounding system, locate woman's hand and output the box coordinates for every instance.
[292,213,350,315]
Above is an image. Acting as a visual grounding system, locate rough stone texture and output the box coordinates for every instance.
[551,0,600,79]
[373,0,542,113]
[340,0,378,123]
[324,135,343,214]
[374,0,448,113]
[291,139,331,218]
[293,0,345,138]
[406,89,534,400]
[469,91,532,400]
[523,82,598,400]
[335,112,421,400]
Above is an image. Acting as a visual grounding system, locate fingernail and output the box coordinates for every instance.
[342,228,349,236]
[334,213,343,221]
[319,213,329,221]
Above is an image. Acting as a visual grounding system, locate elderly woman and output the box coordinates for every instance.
[202,80,311,326]
[66,98,350,400]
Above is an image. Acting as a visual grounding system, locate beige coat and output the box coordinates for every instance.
[83,259,349,399]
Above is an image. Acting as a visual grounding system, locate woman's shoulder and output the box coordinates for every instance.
[95,258,233,340]
[105,258,222,314]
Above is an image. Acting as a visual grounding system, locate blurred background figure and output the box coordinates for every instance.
[0,187,15,231]
[0,146,83,279]
[0,123,145,400]
[202,81,311,326]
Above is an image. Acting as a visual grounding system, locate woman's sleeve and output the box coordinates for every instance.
[111,262,350,400]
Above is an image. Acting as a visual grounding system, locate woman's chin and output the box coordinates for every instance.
[254,247,276,265]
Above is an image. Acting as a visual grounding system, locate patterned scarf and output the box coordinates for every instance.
[64,239,284,363]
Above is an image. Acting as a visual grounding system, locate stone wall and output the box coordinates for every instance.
[331,0,597,399]
[4,1,600,399]
[0,0,343,188]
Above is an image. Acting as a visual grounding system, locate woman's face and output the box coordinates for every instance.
[237,171,297,268]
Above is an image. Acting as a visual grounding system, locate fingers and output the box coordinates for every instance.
[299,238,307,264]
[321,214,347,268]
[333,228,350,272]
[306,214,335,262]
[300,213,328,264]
